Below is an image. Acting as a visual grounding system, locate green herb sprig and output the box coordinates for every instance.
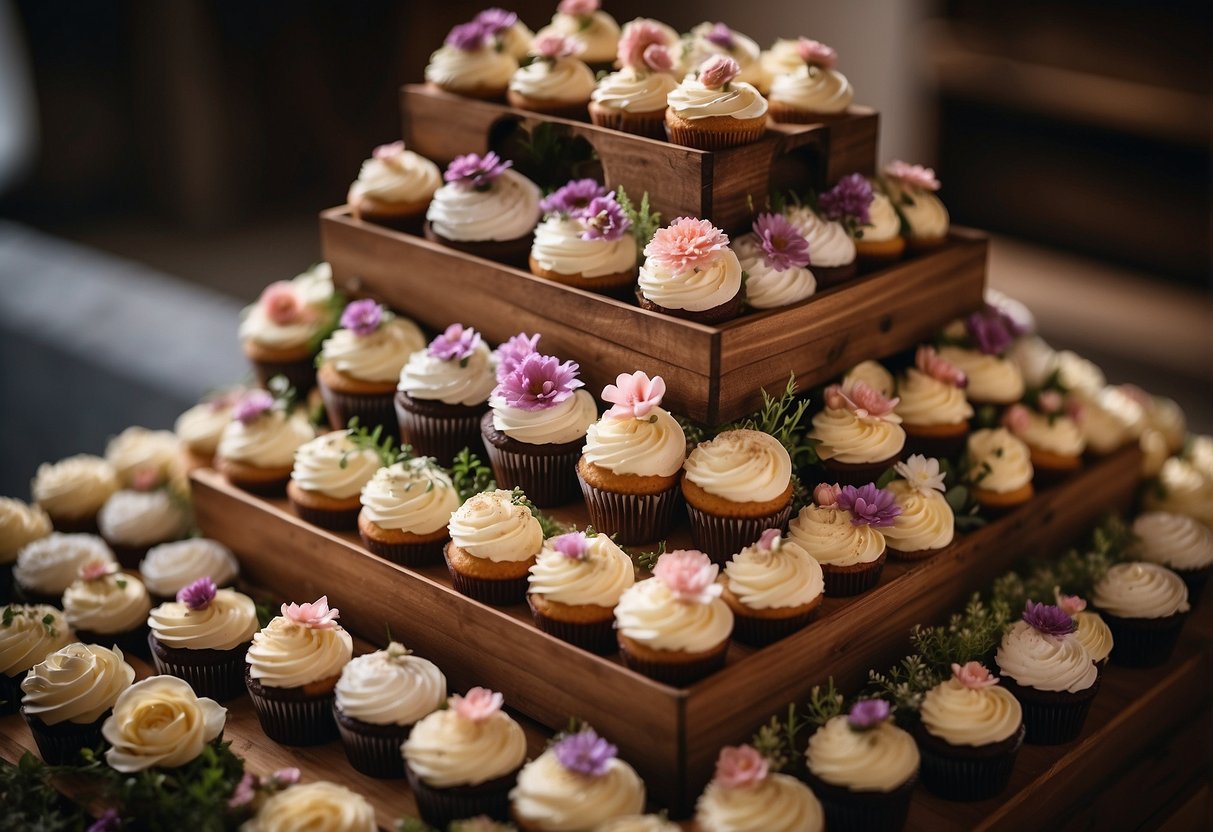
[509,488,568,538]
[631,541,666,573]
[344,418,410,469]
[616,186,662,259]
[0,753,90,832]
[450,448,496,503]
[726,374,819,467]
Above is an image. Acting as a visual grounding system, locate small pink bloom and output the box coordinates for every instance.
[796,37,837,69]
[884,160,940,192]
[227,772,258,809]
[130,465,163,492]
[951,661,999,689]
[756,528,781,551]
[652,549,722,604]
[602,371,666,419]
[1002,404,1032,435]
[1056,592,1087,616]
[698,55,740,89]
[713,745,769,789]
[531,32,582,59]
[1038,389,1064,414]
[643,217,730,273]
[916,345,967,388]
[259,281,307,326]
[281,596,340,629]
[269,767,301,787]
[643,44,676,73]
[617,20,671,70]
[813,482,842,508]
[825,381,899,420]
[1065,397,1087,426]
[80,559,116,582]
[372,140,405,161]
[451,687,504,722]
[558,0,598,15]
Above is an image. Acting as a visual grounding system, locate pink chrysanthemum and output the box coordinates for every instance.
[915,345,967,388]
[884,159,940,192]
[952,661,999,689]
[643,217,730,273]
[495,352,583,411]
[652,549,721,604]
[824,380,899,420]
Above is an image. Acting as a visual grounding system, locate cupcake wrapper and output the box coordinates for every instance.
[483,443,581,508]
[48,514,100,535]
[12,585,62,608]
[447,568,529,607]
[406,765,516,827]
[886,544,945,563]
[820,557,886,597]
[685,503,793,564]
[334,708,409,779]
[290,499,361,531]
[318,384,398,437]
[359,531,448,568]
[1175,567,1209,607]
[577,476,680,545]
[918,726,1024,801]
[230,474,291,498]
[588,108,666,139]
[77,626,152,663]
[806,771,918,832]
[527,599,617,654]
[618,643,728,687]
[811,261,859,290]
[249,357,316,394]
[394,400,486,467]
[901,431,968,462]
[245,678,338,746]
[149,635,249,702]
[1102,611,1188,668]
[23,711,108,765]
[1002,676,1099,745]
[664,121,766,150]
[730,607,819,647]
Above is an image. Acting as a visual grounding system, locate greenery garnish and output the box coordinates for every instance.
[507,122,599,190]
[725,374,819,467]
[450,448,497,503]
[616,186,662,258]
[0,753,90,832]
[2,605,59,637]
[631,541,666,573]
[305,284,348,353]
[509,488,568,538]
[344,418,410,468]
[751,680,842,777]
[941,458,985,531]
[990,514,1128,610]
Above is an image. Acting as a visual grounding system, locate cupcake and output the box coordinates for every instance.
[664,56,768,150]
[1001,403,1086,481]
[614,549,734,686]
[1056,592,1113,673]
[20,643,134,764]
[0,604,73,715]
[445,489,544,606]
[853,185,906,267]
[242,781,377,832]
[759,38,805,88]
[316,300,426,435]
[881,455,955,562]
[916,662,1024,801]
[995,602,1099,744]
[238,262,343,393]
[148,577,259,701]
[1077,385,1147,456]
[97,487,191,568]
[883,160,949,251]
[809,380,906,485]
[843,360,895,398]
[526,530,636,653]
[358,458,461,566]
[510,727,645,830]
[287,430,381,530]
[402,687,528,827]
[425,152,542,267]
[589,22,679,138]
[13,533,115,606]
[476,8,534,61]
[680,22,766,89]
[534,0,620,69]
[396,324,497,465]
[767,38,852,122]
[731,212,817,309]
[597,816,679,832]
[214,390,316,496]
[804,700,920,832]
[1090,562,1190,667]
[426,19,518,100]
[721,529,824,645]
[101,675,226,772]
[966,428,1034,512]
[1144,457,1213,530]
[62,560,153,659]
[31,454,119,533]
[1129,511,1213,600]
[695,744,824,832]
[637,216,744,324]
[174,387,246,470]
[508,33,596,118]
[140,538,239,602]
[245,596,353,746]
[105,427,183,489]
[347,141,441,232]
[785,203,859,288]
[681,429,794,563]
[1006,334,1059,391]
[529,182,638,293]
[787,483,894,596]
[482,352,597,507]
[577,371,686,544]
[0,498,52,602]
[894,346,973,459]
[333,642,446,778]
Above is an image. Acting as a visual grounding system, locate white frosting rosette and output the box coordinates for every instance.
[334,643,446,726]
[402,687,527,788]
[528,531,636,608]
[614,550,733,652]
[289,430,379,500]
[592,67,678,113]
[319,315,426,384]
[97,489,190,549]
[937,347,1024,405]
[920,662,1022,746]
[805,707,919,792]
[0,604,73,676]
[967,428,1033,494]
[139,538,239,597]
[31,454,120,521]
[448,489,543,564]
[62,569,152,636]
[684,429,791,504]
[638,217,743,313]
[1091,562,1190,619]
[534,6,620,65]
[348,141,441,210]
[21,642,135,725]
[995,615,1096,693]
[102,675,225,772]
[246,598,353,689]
[105,427,182,487]
[425,38,517,93]
[358,458,460,535]
[696,746,824,832]
[398,337,496,406]
[882,456,955,553]
[0,498,52,562]
[724,532,823,610]
[427,164,541,243]
[1130,511,1213,572]
[238,262,337,352]
[14,533,116,597]
[148,587,259,651]
[785,206,856,268]
[217,409,316,470]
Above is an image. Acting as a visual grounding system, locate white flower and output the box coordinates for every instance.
[102,676,226,772]
[894,454,946,494]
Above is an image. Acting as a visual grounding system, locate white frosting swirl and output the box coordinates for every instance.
[290,431,380,500]
[1007,335,1059,389]
[1091,562,1190,619]
[683,23,764,88]
[425,45,517,93]
[805,716,920,792]
[1130,511,1213,571]
[0,498,52,563]
[882,480,954,552]
[638,249,743,313]
[1081,386,1146,454]
[725,538,824,610]
[1012,411,1086,457]
[937,347,1024,404]
[843,361,895,398]
[592,68,678,113]
[238,263,336,351]
[581,407,686,478]
[810,407,905,464]
[175,401,236,457]
[359,459,460,535]
[246,616,353,689]
[613,577,734,652]
[32,455,119,520]
[510,749,646,830]
[684,429,791,504]
[63,572,152,635]
[14,534,116,596]
[140,539,239,597]
[510,56,596,103]
[527,534,636,607]
[148,589,259,651]
[349,149,441,205]
[98,490,190,548]
[426,169,541,243]
[0,605,73,676]
[531,216,637,278]
[319,317,426,383]
[760,39,804,81]
[243,781,376,832]
[995,620,1097,692]
[887,183,949,239]
[105,428,182,486]
[1074,611,1114,663]
[398,341,496,406]
[20,643,134,725]
[535,11,620,64]
[667,76,768,120]
[770,64,852,114]
[859,191,900,243]
[448,489,543,564]
[732,233,816,309]
[491,389,598,445]
[785,207,856,268]
[102,676,226,772]
[334,646,446,726]
[894,368,973,426]
[695,773,824,832]
[920,679,1022,746]
[1145,458,1213,528]
[1055,351,1105,398]
[403,706,527,788]
[787,505,885,567]
[217,410,316,469]
[967,429,1033,494]
[1146,397,1187,455]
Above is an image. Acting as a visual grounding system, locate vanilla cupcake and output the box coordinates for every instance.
[425,153,542,267]
[883,160,949,250]
[681,22,765,89]
[1078,385,1146,456]
[13,533,115,605]
[696,745,824,832]
[31,454,119,533]
[333,642,446,778]
[665,55,768,150]
[97,488,191,568]
[732,213,817,309]
[937,310,1025,409]
[759,38,804,87]
[597,816,679,832]
[529,182,637,293]
[1000,402,1085,482]
[787,483,893,596]
[1091,562,1190,668]
[20,643,135,764]
[614,549,734,686]
[0,499,51,601]
[966,428,1034,512]
[214,391,316,495]
[62,562,153,659]
[809,379,905,485]
[174,388,246,470]
[1129,511,1213,600]
[239,262,342,392]
[721,529,824,645]
[101,675,226,772]
[784,204,858,288]
[358,458,461,566]
[242,781,377,832]
[589,20,679,138]
[534,0,620,68]
[894,346,973,459]
[637,216,744,324]
[286,430,380,531]
[510,727,645,830]
[1144,457,1213,530]
[767,38,852,122]
[527,530,636,653]
[105,427,183,488]
[854,186,906,266]
[843,360,895,398]
[881,455,955,561]
[508,33,596,118]
[0,604,73,715]
[445,489,544,606]
[347,140,441,231]
[426,20,518,99]
[139,538,239,601]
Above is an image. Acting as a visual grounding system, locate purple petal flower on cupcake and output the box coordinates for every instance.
[496,353,583,411]
[551,531,590,561]
[475,7,518,34]
[444,151,512,191]
[836,483,901,528]
[797,37,838,69]
[652,549,722,604]
[817,173,873,227]
[580,194,631,242]
[494,331,540,379]
[847,698,891,730]
[282,596,340,629]
[340,299,383,337]
[539,179,606,217]
[451,686,504,722]
[234,389,275,426]
[553,728,617,777]
[965,304,1024,356]
[704,22,735,50]
[698,55,740,89]
[713,745,769,789]
[428,323,483,364]
[952,661,999,689]
[884,159,940,192]
[752,212,811,272]
[602,371,665,419]
[446,21,490,51]
[1023,600,1077,637]
[177,577,217,611]
[532,32,582,60]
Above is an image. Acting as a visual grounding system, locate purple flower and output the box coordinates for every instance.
[836,483,901,528]
[539,178,606,216]
[551,531,589,560]
[475,8,518,34]
[227,772,258,809]
[495,352,583,411]
[1022,600,1077,637]
[494,332,541,380]
[444,151,512,191]
[428,323,482,363]
[88,809,123,832]
[553,728,617,777]
[446,21,489,51]
[818,173,873,227]
[752,213,810,272]
[965,304,1025,356]
[580,194,631,242]
[340,299,383,336]
[177,577,217,611]
[704,22,735,50]
[233,389,274,426]
[848,699,891,730]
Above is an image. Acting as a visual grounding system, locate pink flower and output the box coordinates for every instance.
[281,596,341,629]
[813,482,842,508]
[884,160,940,192]
[617,20,670,70]
[602,371,665,419]
[796,37,837,69]
[916,345,967,388]
[713,745,769,789]
[643,217,730,273]
[643,44,675,73]
[494,353,583,412]
[80,559,117,582]
[1056,592,1087,616]
[824,381,899,420]
[372,140,405,161]
[227,772,258,809]
[259,281,308,326]
[1038,389,1064,414]
[756,528,782,551]
[268,767,301,787]
[531,33,582,59]
[451,687,504,722]
[558,0,598,15]
[1065,397,1086,426]
[652,549,722,604]
[1002,404,1032,435]
[698,55,740,89]
[951,661,999,689]
[130,465,163,492]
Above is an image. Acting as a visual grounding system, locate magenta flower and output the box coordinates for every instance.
[234,389,275,426]
[643,44,676,73]
[259,281,308,326]
[282,596,341,629]
[444,151,512,191]
[428,323,482,363]
[965,305,1024,355]
[824,380,899,420]
[756,528,782,551]
[539,178,605,217]
[1023,601,1077,637]
[451,687,504,722]
[699,55,740,89]
[553,728,617,777]
[494,332,541,379]
[227,772,258,809]
[1002,403,1032,435]
[796,37,838,69]
[495,353,583,411]
[177,577,217,611]
[817,173,873,227]
[704,22,735,50]
[837,483,901,528]
[713,745,769,789]
[532,32,582,60]
[340,299,383,337]
[475,8,518,34]
[558,0,598,15]
[884,159,940,192]
[551,531,589,561]
[1056,592,1087,616]
[580,194,631,242]
[814,482,842,508]
[652,549,722,604]
[915,345,967,388]
[372,140,405,161]
[445,21,490,51]
[87,809,123,832]
[602,371,666,419]
[847,698,891,730]
[752,213,811,272]
[952,661,999,689]
[643,217,730,273]
[618,21,671,71]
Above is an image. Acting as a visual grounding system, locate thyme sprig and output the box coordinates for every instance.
[726,374,819,467]
[449,448,496,503]
[616,185,662,258]
[343,418,411,469]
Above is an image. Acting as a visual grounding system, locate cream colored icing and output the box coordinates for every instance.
[859,191,900,243]
[139,539,239,597]
[0,498,52,563]
[787,505,885,567]
[348,148,441,206]
[592,67,678,113]
[0,605,73,676]
[882,480,954,552]
[725,536,824,610]
[1145,458,1213,528]
[888,183,949,239]
[242,781,376,832]
[424,44,518,92]
[238,263,336,351]
[1007,335,1058,389]
[427,168,542,243]
[14,534,116,596]
[103,676,226,772]
[148,589,259,651]
[759,39,804,81]
[1146,397,1187,455]
[32,455,119,520]
[682,23,765,88]
[530,216,637,278]
[995,620,1096,692]
[1074,611,1113,664]
[217,410,315,469]
[359,459,460,535]
[1140,428,1170,478]
[105,428,182,486]
[770,64,852,113]
[246,616,353,689]
[695,773,824,832]
[510,749,646,830]
[499,20,535,61]
[683,429,791,504]
[785,206,856,268]
[843,361,895,398]
[402,706,527,788]
[319,317,426,384]
[334,645,446,726]
[448,489,544,564]
[20,643,134,725]
[63,572,152,635]
[920,678,1022,746]
[667,76,768,120]
[596,815,680,832]
[175,400,236,456]
[1012,411,1086,457]
[491,388,598,445]
[289,431,380,500]
[732,232,816,309]
[810,407,906,464]
[967,429,1033,494]
[1081,386,1146,454]
[97,490,189,548]
[1131,511,1213,571]
[613,577,734,652]
[1055,351,1105,399]
[527,534,636,607]
[510,56,596,103]
[936,347,1024,404]
[581,406,686,478]
[535,11,620,64]
[398,340,496,406]
[805,716,920,792]
[894,368,972,426]
[638,248,743,313]
[1091,562,1190,619]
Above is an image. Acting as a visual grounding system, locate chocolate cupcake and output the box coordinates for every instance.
[1128,511,1213,602]
[721,530,824,646]
[810,380,905,486]
[444,489,543,606]
[148,578,258,701]
[424,153,541,268]
[784,205,858,289]
[695,745,825,832]
[527,531,636,654]
[637,217,744,325]
[787,484,895,596]
[0,604,73,715]
[1091,562,1191,667]
[358,458,460,566]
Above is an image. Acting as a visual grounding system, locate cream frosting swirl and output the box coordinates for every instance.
[424,45,517,92]
[732,232,816,309]
[403,706,527,788]
[1130,511,1213,571]
[1091,562,1190,619]
[491,389,598,445]
[426,169,541,243]
[535,11,620,64]
[242,781,376,832]
[1145,458,1213,528]
[140,539,239,597]
[528,534,636,607]
[613,577,734,652]
[725,537,824,610]
[967,429,1033,494]
[684,429,791,504]
[937,347,1024,403]
[359,459,460,535]
[581,407,686,478]
[334,645,446,726]
[995,620,1096,692]
[1012,411,1086,457]
[14,534,116,596]
[349,148,441,206]
[769,64,852,113]
[1147,396,1187,454]
[20,643,134,725]
[246,616,353,689]
[238,263,336,350]
[510,56,596,103]
[98,490,190,548]
[1055,351,1105,398]
[448,489,543,563]
[859,191,900,243]
[63,572,152,636]
[882,480,954,552]
[1007,335,1059,389]
[894,368,972,426]
[638,248,743,312]
[148,589,259,651]
[1081,386,1146,454]
[920,678,1022,746]
[597,815,680,832]
[175,400,236,456]
[785,207,856,268]
[810,407,905,464]
[32,455,120,520]
[531,216,637,278]
[843,361,895,398]
[319,317,426,383]
[217,410,316,469]
[1074,611,1113,664]
[695,773,824,832]
[0,498,52,563]
[499,20,535,61]
[759,39,804,81]
[0,605,73,676]
[592,67,678,113]
[510,749,646,830]
[667,76,768,120]
[398,340,497,406]
[888,184,949,239]
[805,716,920,792]
[683,23,765,88]
[290,431,380,500]
[105,428,182,486]
[102,675,226,772]
[787,505,885,567]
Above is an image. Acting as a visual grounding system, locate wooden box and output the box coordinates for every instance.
[319,210,988,425]
[191,446,1139,816]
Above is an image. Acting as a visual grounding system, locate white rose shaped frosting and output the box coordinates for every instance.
[861,191,901,243]
[732,233,817,309]
[246,615,353,689]
[398,341,497,406]
[425,45,517,92]
[0,605,73,676]
[937,347,1024,404]
[290,431,380,500]
[995,620,1096,693]
[535,11,620,64]
[140,538,239,597]
[613,577,733,652]
[98,490,190,548]
[359,459,460,535]
[175,400,236,456]
[510,56,596,103]
[0,498,52,562]
[882,480,954,552]
[243,781,376,832]
[786,207,856,268]
[148,589,259,651]
[426,169,541,242]
[528,534,636,607]
[638,249,742,312]
[105,428,182,485]
[805,716,920,792]
[491,389,598,446]
[1074,611,1114,663]
[1012,411,1086,457]
[894,369,973,426]
[403,705,527,788]
[510,749,646,830]
[1130,511,1213,571]
[592,67,678,113]
[695,773,825,832]
[238,263,335,350]
[319,317,426,383]
[32,455,119,520]
[968,429,1033,494]
[102,676,225,772]
[1091,562,1190,619]
[920,678,1022,746]
[725,537,824,610]
[667,76,768,120]
[334,645,446,726]
[21,643,135,725]
[684,429,791,504]
[217,410,316,469]
[448,489,544,563]
[787,505,885,567]
[349,148,441,206]
[14,534,115,596]
[63,572,152,636]
[530,216,637,278]
[770,64,852,113]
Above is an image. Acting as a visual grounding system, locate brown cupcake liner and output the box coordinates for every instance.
[1100,610,1188,668]
[394,395,487,466]
[148,634,250,701]
[526,597,617,654]
[12,584,62,608]
[636,291,742,325]
[820,556,886,597]
[423,221,533,269]
[290,498,361,531]
[359,531,448,568]
[245,670,338,746]
[730,606,819,647]
[227,473,291,498]
[805,769,918,832]
[249,356,317,393]
[767,103,853,124]
[664,121,766,150]
[1173,566,1209,606]
[684,502,793,564]
[317,383,399,437]
[819,455,900,487]
[916,722,1024,801]
[886,542,948,563]
[446,565,529,608]
[588,106,666,139]
[1000,675,1099,745]
[334,706,409,778]
[577,475,680,545]
[77,625,152,663]
[482,441,582,508]
[618,642,728,687]
[811,260,859,290]
[22,709,110,765]
[405,765,517,827]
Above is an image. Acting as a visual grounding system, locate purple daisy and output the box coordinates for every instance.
[444,151,512,191]
[847,699,891,730]
[704,22,735,50]
[1022,600,1077,637]
[495,352,583,411]
[539,178,606,217]
[836,483,901,528]
[817,173,873,227]
[340,299,383,336]
[233,389,274,426]
[446,21,489,51]
[580,194,631,242]
[177,577,217,611]
[552,728,617,777]
[494,332,541,380]
[752,213,810,272]
[428,323,482,363]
